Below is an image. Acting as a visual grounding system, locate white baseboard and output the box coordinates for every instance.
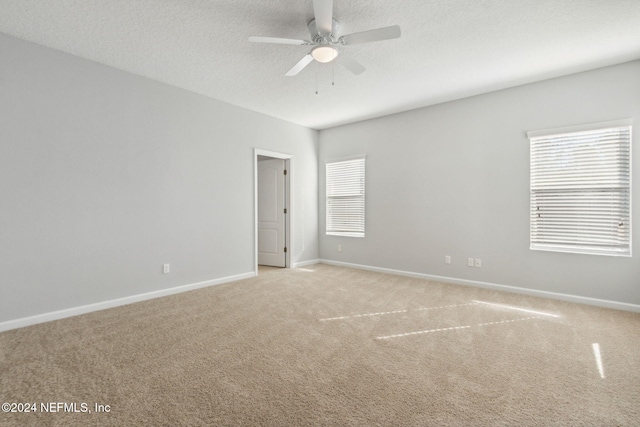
[292,259,320,268]
[319,259,640,313]
[0,271,256,333]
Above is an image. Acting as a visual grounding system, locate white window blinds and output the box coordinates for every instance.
[326,157,365,237]
[528,121,631,256]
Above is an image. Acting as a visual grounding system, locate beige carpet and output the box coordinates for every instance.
[1,264,639,426]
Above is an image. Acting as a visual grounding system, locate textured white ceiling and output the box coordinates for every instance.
[1,0,639,129]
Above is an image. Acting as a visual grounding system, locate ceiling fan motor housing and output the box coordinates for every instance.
[308,18,340,44]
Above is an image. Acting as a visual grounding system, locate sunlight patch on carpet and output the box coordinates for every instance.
[472,300,560,318]
[376,316,542,340]
[592,343,606,379]
[319,302,478,321]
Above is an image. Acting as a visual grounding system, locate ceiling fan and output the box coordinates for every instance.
[249,0,401,76]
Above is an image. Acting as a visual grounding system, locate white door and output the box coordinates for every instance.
[258,158,286,267]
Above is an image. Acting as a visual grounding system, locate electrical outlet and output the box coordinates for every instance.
[163,264,170,274]
[468,257,474,267]
[475,258,482,268]
[337,244,342,252]
[445,255,451,264]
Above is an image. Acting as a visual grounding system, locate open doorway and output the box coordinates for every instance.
[254,149,292,273]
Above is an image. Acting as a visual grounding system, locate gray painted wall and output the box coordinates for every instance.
[0,34,318,323]
[319,60,640,305]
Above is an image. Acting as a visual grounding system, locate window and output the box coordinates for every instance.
[528,120,631,256]
[326,157,365,237]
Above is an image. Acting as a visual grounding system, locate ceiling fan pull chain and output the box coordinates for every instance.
[315,62,319,95]
[332,61,335,86]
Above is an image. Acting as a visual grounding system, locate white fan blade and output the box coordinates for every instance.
[336,54,365,75]
[341,25,401,45]
[286,54,314,76]
[249,36,310,45]
[313,0,333,34]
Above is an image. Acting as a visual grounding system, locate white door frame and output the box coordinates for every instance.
[254,148,292,272]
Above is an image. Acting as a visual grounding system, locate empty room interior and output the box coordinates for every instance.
[1,1,639,425]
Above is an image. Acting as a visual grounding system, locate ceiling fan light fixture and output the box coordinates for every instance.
[311,45,338,63]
